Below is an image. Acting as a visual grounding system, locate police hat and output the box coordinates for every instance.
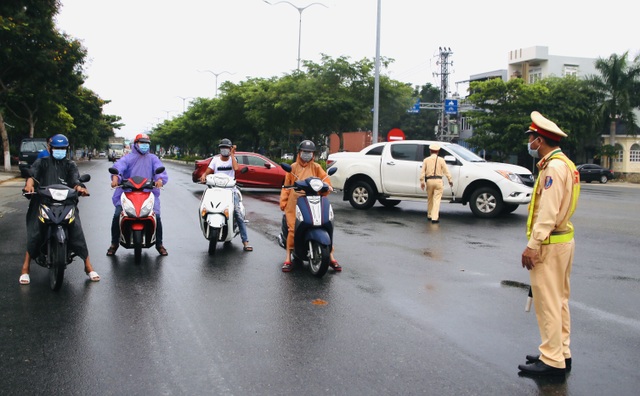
[525,111,567,141]
[429,143,441,151]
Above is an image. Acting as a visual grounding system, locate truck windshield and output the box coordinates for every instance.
[446,144,486,162]
[108,144,124,150]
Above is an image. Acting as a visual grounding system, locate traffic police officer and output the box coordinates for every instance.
[519,111,580,376]
[419,143,453,223]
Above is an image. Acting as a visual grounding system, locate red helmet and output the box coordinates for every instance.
[134,133,151,144]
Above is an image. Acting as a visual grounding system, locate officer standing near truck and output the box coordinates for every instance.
[518,111,580,376]
[419,143,453,223]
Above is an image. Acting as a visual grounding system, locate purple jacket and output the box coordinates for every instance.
[111,150,168,215]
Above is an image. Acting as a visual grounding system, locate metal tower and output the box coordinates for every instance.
[434,47,454,140]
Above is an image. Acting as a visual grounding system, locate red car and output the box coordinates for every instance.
[192,151,286,189]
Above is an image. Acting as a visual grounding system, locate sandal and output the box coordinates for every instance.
[156,245,168,256]
[86,271,100,282]
[106,244,118,256]
[19,273,31,285]
[330,260,342,272]
[243,245,253,252]
[282,261,292,272]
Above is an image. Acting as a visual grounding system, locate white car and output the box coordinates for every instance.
[327,140,534,218]
[282,153,294,160]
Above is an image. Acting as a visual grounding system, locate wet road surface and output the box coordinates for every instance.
[1,159,639,395]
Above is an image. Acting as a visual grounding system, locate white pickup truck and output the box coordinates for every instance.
[326,140,534,218]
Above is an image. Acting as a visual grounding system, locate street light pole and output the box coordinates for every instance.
[198,70,234,98]
[372,0,381,144]
[263,0,327,71]
[177,96,193,112]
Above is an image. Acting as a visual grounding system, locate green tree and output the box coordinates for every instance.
[587,52,640,145]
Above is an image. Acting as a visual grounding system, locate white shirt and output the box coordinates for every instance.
[207,155,235,178]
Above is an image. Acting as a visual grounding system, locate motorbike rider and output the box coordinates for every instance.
[107,133,169,256]
[19,134,100,284]
[199,138,253,252]
[279,140,341,272]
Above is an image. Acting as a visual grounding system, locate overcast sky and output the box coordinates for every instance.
[55,0,639,141]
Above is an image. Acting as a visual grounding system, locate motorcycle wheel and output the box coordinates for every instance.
[133,230,142,264]
[49,240,67,291]
[308,241,330,278]
[208,227,220,255]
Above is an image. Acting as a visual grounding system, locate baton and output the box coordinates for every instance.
[525,286,533,312]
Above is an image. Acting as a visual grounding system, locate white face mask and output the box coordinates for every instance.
[527,138,540,159]
[300,152,313,162]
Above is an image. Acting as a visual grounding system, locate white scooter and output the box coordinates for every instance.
[198,171,247,255]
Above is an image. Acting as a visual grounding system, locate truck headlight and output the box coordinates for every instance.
[495,170,523,184]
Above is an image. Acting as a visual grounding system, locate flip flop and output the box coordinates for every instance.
[330,260,342,272]
[282,261,292,272]
[87,271,100,282]
[19,274,30,285]
[106,244,118,256]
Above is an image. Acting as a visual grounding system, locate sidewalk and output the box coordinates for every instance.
[0,170,22,185]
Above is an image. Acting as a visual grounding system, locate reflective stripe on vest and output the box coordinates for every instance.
[526,150,580,243]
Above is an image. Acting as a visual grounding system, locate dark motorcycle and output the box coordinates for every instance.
[23,174,91,291]
[278,164,336,277]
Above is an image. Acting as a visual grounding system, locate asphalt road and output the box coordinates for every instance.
[0,159,639,395]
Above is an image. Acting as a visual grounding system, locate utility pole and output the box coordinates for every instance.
[433,47,454,140]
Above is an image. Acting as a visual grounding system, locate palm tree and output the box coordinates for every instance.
[588,52,640,145]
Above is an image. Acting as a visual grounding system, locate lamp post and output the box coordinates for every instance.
[177,96,193,112]
[198,70,234,98]
[263,0,327,71]
[162,110,176,120]
[372,0,381,143]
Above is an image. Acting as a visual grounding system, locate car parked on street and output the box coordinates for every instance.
[577,164,614,184]
[18,138,48,178]
[192,151,286,189]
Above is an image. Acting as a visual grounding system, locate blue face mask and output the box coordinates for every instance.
[52,149,66,160]
[138,143,150,154]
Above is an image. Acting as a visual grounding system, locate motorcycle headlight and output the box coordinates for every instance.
[122,198,137,217]
[40,205,50,220]
[495,170,523,184]
[309,179,324,192]
[139,197,154,217]
[64,207,75,221]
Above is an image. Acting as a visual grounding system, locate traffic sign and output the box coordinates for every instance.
[445,99,458,115]
[387,128,406,141]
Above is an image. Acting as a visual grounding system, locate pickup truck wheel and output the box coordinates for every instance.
[501,203,519,215]
[348,181,376,210]
[378,198,401,208]
[469,187,504,218]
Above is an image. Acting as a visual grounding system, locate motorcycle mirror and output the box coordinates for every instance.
[155,166,165,174]
[78,174,91,183]
[327,167,337,176]
[280,163,292,173]
[108,167,119,175]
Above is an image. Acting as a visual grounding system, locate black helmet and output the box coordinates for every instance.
[219,138,232,148]
[298,140,316,152]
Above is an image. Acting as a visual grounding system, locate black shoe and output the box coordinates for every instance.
[431,220,439,224]
[526,354,571,370]
[518,360,566,376]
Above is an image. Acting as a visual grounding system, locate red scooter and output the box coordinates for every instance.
[109,167,164,263]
